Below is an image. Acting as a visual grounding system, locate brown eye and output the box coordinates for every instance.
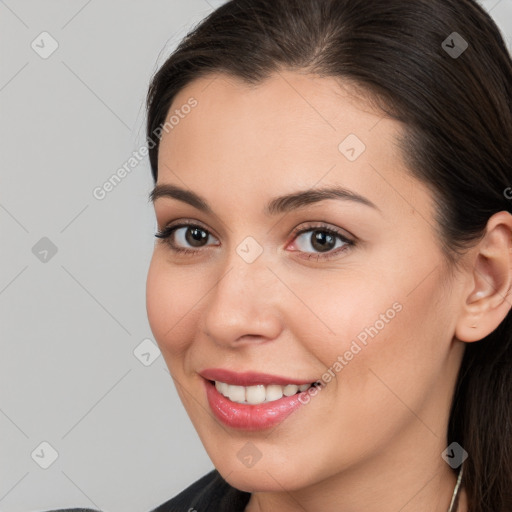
[289,223,356,261]
[308,230,337,252]
[182,226,209,247]
[155,223,218,253]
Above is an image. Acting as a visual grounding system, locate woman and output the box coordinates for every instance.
[45,0,512,511]
[144,0,512,511]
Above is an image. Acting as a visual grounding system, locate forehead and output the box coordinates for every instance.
[163,70,387,157]
[156,70,433,223]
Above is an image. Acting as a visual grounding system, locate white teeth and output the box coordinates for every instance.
[227,384,246,403]
[214,380,314,405]
[215,380,227,395]
[266,384,284,401]
[246,385,266,404]
[283,384,299,396]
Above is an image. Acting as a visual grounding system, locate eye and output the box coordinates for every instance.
[289,223,355,261]
[155,221,219,254]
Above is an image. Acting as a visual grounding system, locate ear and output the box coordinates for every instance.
[455,211,512,343]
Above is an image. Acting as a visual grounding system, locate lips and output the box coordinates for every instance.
[203,379,315,430]
[199,368,316,387]
[199,368,322,430]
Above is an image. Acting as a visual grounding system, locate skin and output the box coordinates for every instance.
[146,70,512,512]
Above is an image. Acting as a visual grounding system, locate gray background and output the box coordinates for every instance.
[1,1,511,511]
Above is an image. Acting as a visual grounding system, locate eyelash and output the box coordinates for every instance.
[154,220,355,261]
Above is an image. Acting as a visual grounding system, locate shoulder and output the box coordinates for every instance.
[150,468,251,512]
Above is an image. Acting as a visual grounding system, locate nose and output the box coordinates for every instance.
[201,245,284,348]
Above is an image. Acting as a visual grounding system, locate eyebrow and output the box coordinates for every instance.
[149,183,380,215]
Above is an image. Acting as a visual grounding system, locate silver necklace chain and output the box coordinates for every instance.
[447,464,464,512]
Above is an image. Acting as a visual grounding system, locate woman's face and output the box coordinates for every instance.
[146,71,466,496]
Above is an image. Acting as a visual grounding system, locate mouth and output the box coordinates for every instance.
[202,377,322,431]
[207,379,320,405]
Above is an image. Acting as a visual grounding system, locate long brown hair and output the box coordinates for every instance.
[145,1,512,509]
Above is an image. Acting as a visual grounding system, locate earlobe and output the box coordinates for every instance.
[455,211,512,343]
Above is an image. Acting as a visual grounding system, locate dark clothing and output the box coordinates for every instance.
[44,469,251,512]
[43,509,99,512]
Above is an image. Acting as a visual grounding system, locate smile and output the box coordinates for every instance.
[213,380,317,405]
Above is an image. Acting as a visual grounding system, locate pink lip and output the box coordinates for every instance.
[199,368,315,386]
[202,378,316,431]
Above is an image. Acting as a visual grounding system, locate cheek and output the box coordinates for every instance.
[304,256,449,392]
[146,254,203,357]
[299,274,400,355]
[328,271,451,417]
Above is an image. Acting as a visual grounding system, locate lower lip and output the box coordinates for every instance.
[203,379,315,431]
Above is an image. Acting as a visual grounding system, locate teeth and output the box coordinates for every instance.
[246,385,266,404]
[214,380,313,405]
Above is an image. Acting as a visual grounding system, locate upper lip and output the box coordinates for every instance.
[200,368,315,387]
